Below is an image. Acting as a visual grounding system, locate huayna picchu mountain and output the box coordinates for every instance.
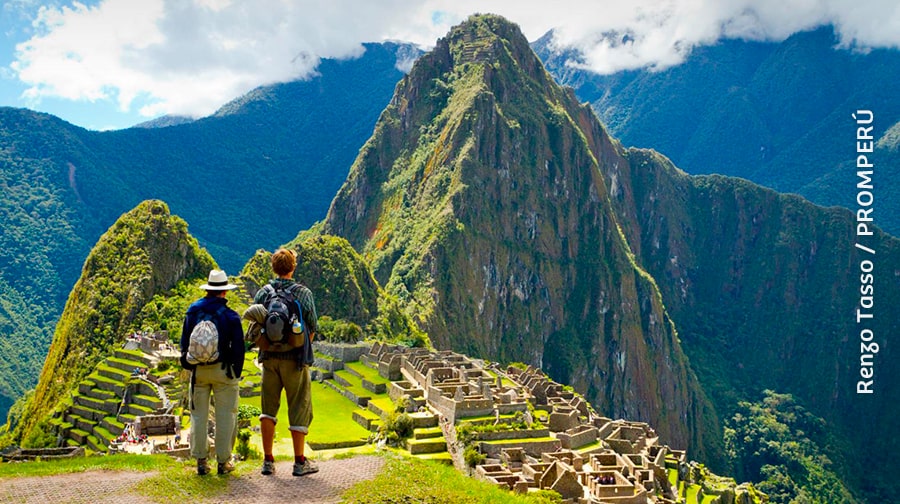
[323,15,722,467]
[323,14,898,501]
[7,200,214,447]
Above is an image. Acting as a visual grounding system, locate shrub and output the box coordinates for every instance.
[464,445,486,467]
[237,404,261,427]
[332,320,362,343]
[395,394,411,413]
[378,412,414,445]
[235,429,259,460]
[22,421,56,449]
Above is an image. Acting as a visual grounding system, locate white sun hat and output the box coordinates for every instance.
[199,269,238,291]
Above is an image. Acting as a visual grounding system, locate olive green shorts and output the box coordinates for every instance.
[259,359,313,433]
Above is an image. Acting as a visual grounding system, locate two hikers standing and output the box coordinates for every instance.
[180,248,319,477]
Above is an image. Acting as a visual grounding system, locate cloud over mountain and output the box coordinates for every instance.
[8,0,899,119]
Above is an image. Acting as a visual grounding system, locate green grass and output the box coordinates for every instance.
[668,467,678,487]
[341,455,562,503]
[414,426,443,439]
[484,369,517,388]
[367,396,397,416]
[88,372,123,387]
[239,380,370,457]
[344,361,389,384]
[107,356,147,369]
[0,453,162,479]
[96,363,131,381]
[116,348,147,360]
[333,369,372,397]
[686,483,701,503]
[355,408,381,420]
[104,416,125,431]
[94,426,116,444]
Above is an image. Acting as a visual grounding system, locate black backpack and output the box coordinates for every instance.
[260,284,305,351]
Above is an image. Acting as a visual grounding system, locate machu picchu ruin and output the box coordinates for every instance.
[37,334,762,504]
[352,342,762,504]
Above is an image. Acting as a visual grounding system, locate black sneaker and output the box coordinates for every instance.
[261,459,275,475]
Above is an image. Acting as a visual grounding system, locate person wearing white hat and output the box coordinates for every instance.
[180,269,245,476]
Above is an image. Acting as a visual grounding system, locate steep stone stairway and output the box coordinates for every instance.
[49,348,164,452]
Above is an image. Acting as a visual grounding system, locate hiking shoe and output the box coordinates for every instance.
[292,458,319,477]
[217,460,235,475]
[261,459,275,475]
[197,458,211,476]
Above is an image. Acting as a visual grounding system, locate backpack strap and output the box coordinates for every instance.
[196,303,227,321]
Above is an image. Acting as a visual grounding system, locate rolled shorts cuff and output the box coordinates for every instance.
[259,414,277,424]
[288,425,309,434]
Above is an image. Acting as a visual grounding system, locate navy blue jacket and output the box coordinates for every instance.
[180,296,245,378]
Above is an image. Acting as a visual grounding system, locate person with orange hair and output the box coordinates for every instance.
[254,248,318,477]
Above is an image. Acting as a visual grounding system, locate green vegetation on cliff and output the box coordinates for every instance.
[5,200,215,446]
[0,109,97,418]
[725,391,857,503]
[605,147,900,502]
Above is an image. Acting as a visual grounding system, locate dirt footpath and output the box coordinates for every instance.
[0,456,384,504]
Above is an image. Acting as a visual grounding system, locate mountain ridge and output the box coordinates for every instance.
[0,41,413,421]
[534,26,900,236]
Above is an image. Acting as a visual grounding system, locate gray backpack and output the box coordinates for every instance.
[186,306,226,365]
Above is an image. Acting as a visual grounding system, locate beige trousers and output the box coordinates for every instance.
[190,363,240,464]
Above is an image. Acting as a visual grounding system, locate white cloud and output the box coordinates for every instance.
[8,0,900,119]
[539,0,900,74]
[11,0,412,118]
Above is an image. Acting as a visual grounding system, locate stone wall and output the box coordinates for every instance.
[479,438,561,458]
[135,414,176,436]
[557,424,598,449]
[314,341,372,362]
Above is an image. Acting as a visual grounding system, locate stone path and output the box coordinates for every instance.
[0,456,384,503]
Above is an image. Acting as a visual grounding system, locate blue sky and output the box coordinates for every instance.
[2,0,899,131]
[0,0,138,130]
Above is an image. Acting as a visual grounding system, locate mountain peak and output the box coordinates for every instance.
[324,14,720,463]
[442,14,531,65]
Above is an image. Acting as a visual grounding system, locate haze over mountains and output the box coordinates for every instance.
[1,14,898,503]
